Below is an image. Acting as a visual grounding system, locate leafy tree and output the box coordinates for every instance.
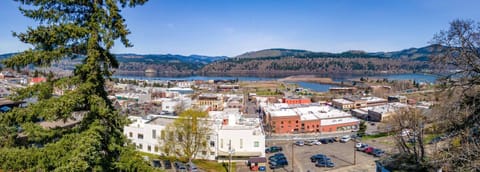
[430,19,480,171]
[382,108,431,171]
[160,109,212,162]
[358,120,367,136]
[0,0,153,171]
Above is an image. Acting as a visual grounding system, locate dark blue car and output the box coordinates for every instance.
[316,161,335,167]
[310,154,328,162]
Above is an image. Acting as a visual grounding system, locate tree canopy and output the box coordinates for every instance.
[431,19,480,171]
[160,109,212,162]
[0,0,153,171]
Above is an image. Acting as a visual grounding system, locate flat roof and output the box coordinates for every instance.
[146,117,175,126]
[361,97,388,103]
[269,109,298,117]
[332,99,353,104]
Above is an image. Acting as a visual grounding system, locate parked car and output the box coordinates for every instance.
[310,154,329,162]
[315,160,335,167]
[357,144,369,151]
[355,142,363,148]
[269,156,286,163]
[327,138,336,143]
[364,147,374,154]
[274,153,285,157]
[271,159,288,166]
[305,140,314,146]
[174,161,182,169]
[319,139,329,144]
[373,148,385,157]
[268,154,285,161]
[315,157,331,163]
[163,160,172,169]
[295,140,305,146]
[186,162,198,172]
[340,135,351,143]
[265,146,283,153]
[176,163,187,172]
[151,159,162,168]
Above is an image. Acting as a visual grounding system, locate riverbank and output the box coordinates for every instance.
[278,75,352,86]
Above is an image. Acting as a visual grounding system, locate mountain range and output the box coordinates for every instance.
[0,44,446,76]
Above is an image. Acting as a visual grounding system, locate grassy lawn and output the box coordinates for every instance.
[362,132,391,140]
[193,160,236,172]
[136,151,236,172]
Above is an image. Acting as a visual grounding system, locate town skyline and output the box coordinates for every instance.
[1,0,480,56]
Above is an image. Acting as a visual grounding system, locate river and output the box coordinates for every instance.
[113,73,438,92]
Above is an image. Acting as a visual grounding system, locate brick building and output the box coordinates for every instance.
[282,97,311,105]
[262,103,359,134]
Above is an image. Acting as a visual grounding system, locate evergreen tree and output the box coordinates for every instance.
[0,0,153,171]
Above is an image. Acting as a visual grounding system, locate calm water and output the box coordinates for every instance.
[113,73,438,92]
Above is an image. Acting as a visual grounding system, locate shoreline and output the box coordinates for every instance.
[277,75,352,87]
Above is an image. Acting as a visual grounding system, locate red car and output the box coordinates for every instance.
[364,147,374,154]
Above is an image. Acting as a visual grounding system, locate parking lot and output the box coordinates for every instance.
[266,138,389,172]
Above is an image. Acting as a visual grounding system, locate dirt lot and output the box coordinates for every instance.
[266,139,391,172]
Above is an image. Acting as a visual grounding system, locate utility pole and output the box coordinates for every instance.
[292,143,294,172]
[229,140,232,172]
[228,140,235,172]
[353,140,357,165]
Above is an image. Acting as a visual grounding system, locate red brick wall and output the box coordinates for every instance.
[282,98,311,105]
[300,120,321,133]
[270,116,300,134]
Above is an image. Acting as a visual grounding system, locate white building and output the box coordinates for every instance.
[123,108,265,161]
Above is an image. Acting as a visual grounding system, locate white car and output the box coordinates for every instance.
[295,140,305,146]
[340,135,351,143]
[311,140,322,145]
[355,142,363,148]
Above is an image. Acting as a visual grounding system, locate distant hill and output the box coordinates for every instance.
[115,54,227,64]
[0,45,446,76]
[232,45,447,61]
[368,44,446,61]
[235,48,313,59]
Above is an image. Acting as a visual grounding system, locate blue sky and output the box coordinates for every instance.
[1,0,479,56]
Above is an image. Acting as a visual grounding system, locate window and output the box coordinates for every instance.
[240,139,243,149]
[147,145,151,151]
[220,139,224,149]
[152,129,156,139]
[254,141,259,147]
[210,152,215,155]
[296,120,299,123]
[207,136,211,140]
[210,141,215,147]
[129,132,133,138]
[154,146,159,152]
[137,134,144,139]
[161,130,165,139]
[138,144,143,149]
[281,121,284,124]
[202,151,207,155]
[288,121,291,124]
